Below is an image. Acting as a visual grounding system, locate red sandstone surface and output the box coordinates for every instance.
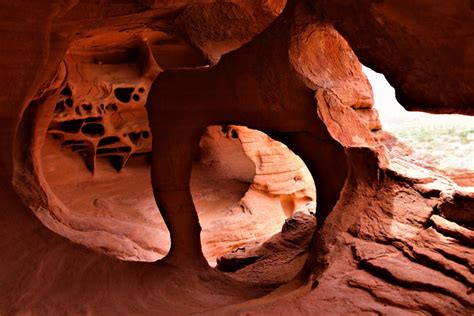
[0,0,473,315]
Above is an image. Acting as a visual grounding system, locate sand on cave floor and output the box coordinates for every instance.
[41,136,287,264]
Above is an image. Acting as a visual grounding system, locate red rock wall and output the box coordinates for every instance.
[0,0,473,314]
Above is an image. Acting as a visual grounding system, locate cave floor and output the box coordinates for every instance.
[42,136,287,263]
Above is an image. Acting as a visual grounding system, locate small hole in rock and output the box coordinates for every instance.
[138,87,145,93]
[132,94,140,102]
[142,131,149,139]
[81,104,92,113]
[128,132,141,145]
[51,119,83,133]
[81,123,105,137]
[114,87,134,103]
[96,148,118,155]
[108,155,127,172]
[98,136,121,147]
[61,85,72,97]
[65,98,73,107]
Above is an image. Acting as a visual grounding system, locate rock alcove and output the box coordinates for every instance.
[37,36,318,275]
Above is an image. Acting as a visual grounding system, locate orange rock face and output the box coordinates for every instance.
[0,0,473,315]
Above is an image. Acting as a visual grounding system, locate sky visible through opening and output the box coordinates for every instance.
[363,66,474,172]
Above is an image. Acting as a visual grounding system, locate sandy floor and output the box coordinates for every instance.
[42,136,287,264]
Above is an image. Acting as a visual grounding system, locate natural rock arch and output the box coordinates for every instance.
[145,0,366,269]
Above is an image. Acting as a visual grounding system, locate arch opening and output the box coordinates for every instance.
[363,66,474,187]
[41,120,318,279]
[194,125,317,284]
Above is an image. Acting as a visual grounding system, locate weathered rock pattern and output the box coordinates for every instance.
[48,57,154,172]
[216,211,316,285]
[437,190,474,229]
[0,0,473,315]
[13,4,315,263]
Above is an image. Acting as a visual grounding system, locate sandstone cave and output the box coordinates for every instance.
[1,0,473,315]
